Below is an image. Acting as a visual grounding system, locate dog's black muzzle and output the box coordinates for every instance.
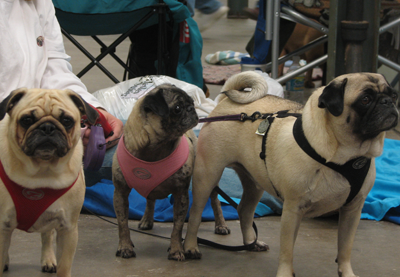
[359,97,399,140]
[23,121,69,160]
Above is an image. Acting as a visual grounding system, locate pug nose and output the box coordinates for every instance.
[39,122,56,135]
[187,106,194,112]
[380,97,392,106]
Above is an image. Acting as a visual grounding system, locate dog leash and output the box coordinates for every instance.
[196,186,259,251]
[82,185,260,252]
[199,110,302,160]
[199,111,264,123]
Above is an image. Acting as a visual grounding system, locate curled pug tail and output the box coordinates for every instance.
[220,71,269,104]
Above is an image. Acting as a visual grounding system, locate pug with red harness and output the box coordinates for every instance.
[0,88,98,277]
[112,84,230,261]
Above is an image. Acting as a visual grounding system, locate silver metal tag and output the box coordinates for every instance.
[256,119,270,136]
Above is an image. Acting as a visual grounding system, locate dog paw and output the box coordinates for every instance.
[42,263,57,273]
[116,243,136,259]
[138,220,153,230]
[168,250,186,261]
[184,249,202,259]
[248,240,269,252]
[214,225,231,235]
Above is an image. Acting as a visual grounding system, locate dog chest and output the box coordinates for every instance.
[28,208,71,232]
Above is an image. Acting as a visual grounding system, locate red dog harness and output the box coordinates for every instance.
[0,160,77,232]
[116,135,189,198]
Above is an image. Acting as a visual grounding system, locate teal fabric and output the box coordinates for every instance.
[52,0,147,14]
[54,9,161,35]
[53,0,160,14]
[52,0,191,19]
[176,17,204,90]
[53,0,192,35]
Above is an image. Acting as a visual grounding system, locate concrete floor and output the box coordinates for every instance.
[6,215,400,277]
[5,1,400,276]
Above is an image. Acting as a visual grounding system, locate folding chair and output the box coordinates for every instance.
[52,0,203,88]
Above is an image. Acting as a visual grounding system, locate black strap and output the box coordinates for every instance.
[259,117,275,160]
[292,116,371,205]
[259,110,302,160]
[196,186,259,251]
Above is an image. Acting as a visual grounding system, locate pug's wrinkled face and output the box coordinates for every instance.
[318,73,399,141]
[141,84,199,139]
[350,75,398,140]
[0,88,98,161]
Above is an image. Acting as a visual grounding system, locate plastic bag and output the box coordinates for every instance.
[92,75,217,129]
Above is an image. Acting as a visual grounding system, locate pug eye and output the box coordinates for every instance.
[173,105,182,115]
[20,116,35,128]
[361,96,372,106]
[391,93,398,102]
[61,116,74,128]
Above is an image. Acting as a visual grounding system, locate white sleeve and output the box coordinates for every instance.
[39,0,104,109]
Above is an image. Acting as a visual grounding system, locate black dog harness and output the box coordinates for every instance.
[292,116,371,205]
[200,110,371,205]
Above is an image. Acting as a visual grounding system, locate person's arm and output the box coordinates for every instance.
[40,0,122,148]
[39,0,102,107]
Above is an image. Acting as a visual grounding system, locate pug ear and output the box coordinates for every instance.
[318,78,348,117]
[68,91,99,125]
[0,88,27,121]
[143,88,170,118]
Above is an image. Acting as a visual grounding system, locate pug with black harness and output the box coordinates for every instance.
[0,88,99,277]
[184,71,399,277]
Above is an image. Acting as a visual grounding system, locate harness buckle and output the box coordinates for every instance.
[240,111,262,122]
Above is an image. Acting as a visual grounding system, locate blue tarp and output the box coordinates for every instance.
[84,139,400,225]
[84,178,274,222]
[361,139,400,224]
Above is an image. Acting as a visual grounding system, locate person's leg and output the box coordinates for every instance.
[193,0,228,32]
[195,0,222,14]
[186,0,195,16]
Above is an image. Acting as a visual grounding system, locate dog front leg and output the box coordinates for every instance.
[113,182,135,258]
[55,224,78,277]
[168,186,189,261]
[336,200,364,277]
[41,229,57,273]
[0,229,12,275]
[276,201,304,277]
[139,200,155,230]
[210,189,230,235]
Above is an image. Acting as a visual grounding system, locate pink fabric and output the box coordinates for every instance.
[116,136,189,198]
[0,160,77,232]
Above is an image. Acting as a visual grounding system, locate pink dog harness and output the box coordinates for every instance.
[0,160,77,232]
[116,135,189,198]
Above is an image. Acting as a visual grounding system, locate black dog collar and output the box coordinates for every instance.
[292,116,371,205]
